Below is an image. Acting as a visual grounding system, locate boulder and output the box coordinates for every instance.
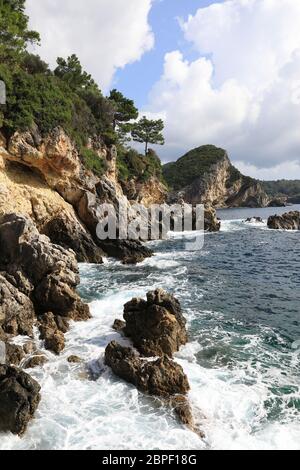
[105,341,190,398]
[0,213,90,320]
[0,274,35,336]
[38,313,65,354]
[204,206,221,232]
[123,289,188,357]
[0,365,41,435]
[267,211,300,230]
[112,319,126,332]
[5,343,25,366]
[67,355,82,364]
[42,215,104,264]
[24,354,48,369]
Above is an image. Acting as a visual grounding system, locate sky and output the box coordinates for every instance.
[26,0,300,180]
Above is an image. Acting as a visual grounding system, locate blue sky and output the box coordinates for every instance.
[27,0,300,179]
[114,0,222,108]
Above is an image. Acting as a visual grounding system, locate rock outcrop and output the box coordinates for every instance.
[164,145,269,209]
[123,289,188,357]
[267,211,300,230]
[0,128,153,264]
[0,365,41,435]
[105,341,190,397]
[0,213,90,323]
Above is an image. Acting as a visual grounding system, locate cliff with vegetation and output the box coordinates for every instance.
[163,145,269,208]
[261,180,300,204]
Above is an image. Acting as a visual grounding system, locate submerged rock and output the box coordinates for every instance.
[105,341,189,397]
[267,211,300,230]
[0,365,41,435]
[24,354,48,369]
[123,288,188,357]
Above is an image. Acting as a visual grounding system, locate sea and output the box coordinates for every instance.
[1,205,299,450]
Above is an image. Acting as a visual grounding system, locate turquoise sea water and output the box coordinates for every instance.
[1,205,299,450]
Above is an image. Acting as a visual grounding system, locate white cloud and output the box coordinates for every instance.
[235,161,300,180]
[147,0,300,178]
[26,0,154,90]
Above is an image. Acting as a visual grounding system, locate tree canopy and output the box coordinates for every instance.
[0,0,40,64]
[109,89,138,130]
[131,116,165,155]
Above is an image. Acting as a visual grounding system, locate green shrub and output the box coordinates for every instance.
[80,148,107,177]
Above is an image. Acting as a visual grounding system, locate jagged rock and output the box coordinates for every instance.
[24,354,48,369]
[112,319,126,332]
[123,289,188,357]
[5,343,25,366]
[0,365,41,435]
[42,215,104,264]
[268,197,287,207]
[23,341,37,355]
[169,395,205,438]
[204,207,221,232]
[267,211,300,230]
[38,312,65,355]
[105,341,189,397]
[0,274,35,336]
[100,239,153,265]
[0,213,90,320]
[67,355,82,364]
[245,217,264,223]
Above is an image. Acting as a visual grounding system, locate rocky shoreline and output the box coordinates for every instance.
[0,212,203,437]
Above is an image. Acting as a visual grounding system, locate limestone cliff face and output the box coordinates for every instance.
[165,146,269,209]
[0,127,152,264]
[122,176,167,207]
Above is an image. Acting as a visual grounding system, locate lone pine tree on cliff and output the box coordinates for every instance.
[131,116,165,156]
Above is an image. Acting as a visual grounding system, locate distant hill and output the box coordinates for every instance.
[261,180,300,203]
[163,145,269,208]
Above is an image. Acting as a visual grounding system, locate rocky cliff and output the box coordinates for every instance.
[0,127,153,264]
[164,145,269,208]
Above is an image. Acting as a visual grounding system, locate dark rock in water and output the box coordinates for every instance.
[38,312,65,354]
[105,341,190,397]
[123,288,188,357]
[169,395,205,438]
[24,354,48,369]
[204,206,221,232]
[99,239,153,265]
[42,215,104,264]
[0,213,90,321]
[267,211,300,230]
[245,217,264,223]
[112,319,126,332]
[67,355,82,364]
[5,343,25,366]
[0,365,41,435]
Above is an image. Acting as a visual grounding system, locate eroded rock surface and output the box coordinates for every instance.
[105,341,189,397]
[123,289,188,357]
[267,211,300,230]
[0,365,41,435]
